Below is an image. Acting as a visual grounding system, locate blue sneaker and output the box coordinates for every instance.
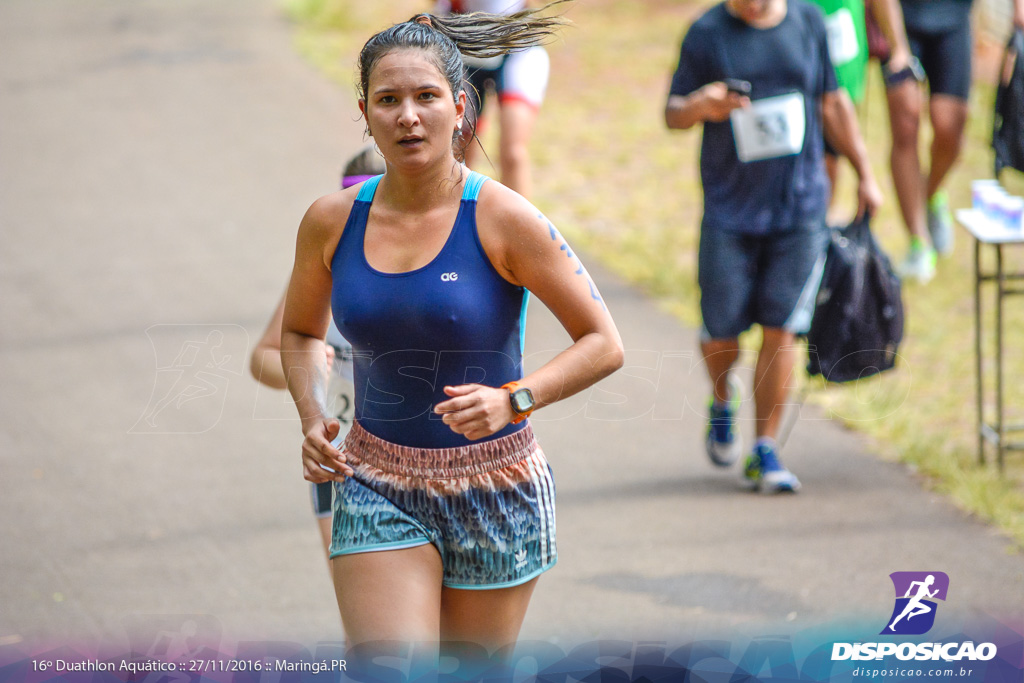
[741,441,801,494]
[705,375,742,467]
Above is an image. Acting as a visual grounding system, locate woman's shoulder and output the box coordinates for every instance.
[474,177,554,269]
[296,185,370,270]
[475,177,540,230]
[298,184,366,240]
[306,185,362,225]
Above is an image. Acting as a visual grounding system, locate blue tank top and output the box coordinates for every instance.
[331,171,529,448]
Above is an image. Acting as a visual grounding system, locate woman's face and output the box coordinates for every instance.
[360,48,465,170]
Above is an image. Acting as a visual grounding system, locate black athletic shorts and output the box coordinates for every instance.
[905,20,972,100]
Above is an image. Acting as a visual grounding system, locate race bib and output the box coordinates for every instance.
[825,8,860,67]
[326,349,356,427]
[730,92,806,162]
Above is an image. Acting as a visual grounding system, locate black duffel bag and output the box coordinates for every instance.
[994,27,1024,177]
[806,215,904,383]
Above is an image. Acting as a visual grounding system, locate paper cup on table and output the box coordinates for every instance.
[1003,197,1024,231]
[971,179,1001,212]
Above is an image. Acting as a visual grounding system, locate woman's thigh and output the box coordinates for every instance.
[333,544,444,645]
[440,577,539,654]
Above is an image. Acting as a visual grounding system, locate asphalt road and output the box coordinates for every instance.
[1,0,1020,655]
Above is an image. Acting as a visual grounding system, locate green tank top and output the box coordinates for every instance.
[807,0,867,103]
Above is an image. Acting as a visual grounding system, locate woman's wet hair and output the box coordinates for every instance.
[357,1,569,107]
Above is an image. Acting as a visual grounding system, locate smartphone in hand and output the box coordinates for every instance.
[724,78,752,96]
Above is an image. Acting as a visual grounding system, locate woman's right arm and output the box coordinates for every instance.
[281,194,354,481]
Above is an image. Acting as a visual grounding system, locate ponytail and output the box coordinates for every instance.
[414,1,570,60]
[357,1,570,105]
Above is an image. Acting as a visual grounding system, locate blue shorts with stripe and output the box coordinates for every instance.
[699,222,829,339]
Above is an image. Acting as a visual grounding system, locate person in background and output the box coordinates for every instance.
[665,0,882,494]
[808,0,913,212]
[436,0,552,197]
[883,0,1024,283]
[250,144,384,557]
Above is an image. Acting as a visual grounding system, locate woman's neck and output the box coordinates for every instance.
[376,157,466,212]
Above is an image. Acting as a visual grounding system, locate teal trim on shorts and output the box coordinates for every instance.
[329,538,432,560]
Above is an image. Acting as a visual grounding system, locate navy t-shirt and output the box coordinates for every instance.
[669,1,838,234]
[900,0,973,34]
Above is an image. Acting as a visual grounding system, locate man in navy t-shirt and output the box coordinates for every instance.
[665,0,882,494]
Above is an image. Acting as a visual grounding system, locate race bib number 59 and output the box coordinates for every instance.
[730,92,806,163]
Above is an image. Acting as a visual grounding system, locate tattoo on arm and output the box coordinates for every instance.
[541,213,606,311]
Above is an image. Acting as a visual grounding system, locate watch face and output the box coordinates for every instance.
[510,387,535,414]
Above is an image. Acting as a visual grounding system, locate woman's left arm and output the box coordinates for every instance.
[434,183,624,440]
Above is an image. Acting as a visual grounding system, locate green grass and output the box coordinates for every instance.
[282,0,1024,547]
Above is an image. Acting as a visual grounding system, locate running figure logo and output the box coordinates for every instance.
[881,571,949,635]
[130,324,247,434]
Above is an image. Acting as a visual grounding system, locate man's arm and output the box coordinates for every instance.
[665,82,748,130]
[821,89,883,217]
[1015,0,1024,28]
[869,0,913,71]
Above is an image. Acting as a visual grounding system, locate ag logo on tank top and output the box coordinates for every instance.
[441,271,459,282]
[730,92,806,163]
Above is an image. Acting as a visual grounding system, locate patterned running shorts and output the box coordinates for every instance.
[330,421,557,589]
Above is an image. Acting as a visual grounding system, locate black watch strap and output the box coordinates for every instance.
[883,56,925,87]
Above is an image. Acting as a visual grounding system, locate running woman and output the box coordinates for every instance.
[281,6,622,664]
[665,0,882,493]
[435,0,552,197]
